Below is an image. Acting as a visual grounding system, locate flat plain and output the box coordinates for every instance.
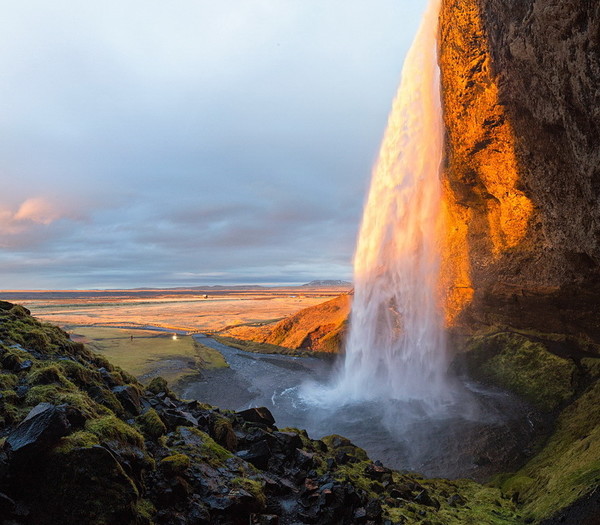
[0,287,348,387]
[0,287,348,332]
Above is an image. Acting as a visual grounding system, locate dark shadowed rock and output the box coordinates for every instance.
[6,403,70,457]
[0,492,16,515]
[272,431,303,455]
[236,407,276,428]
[28,445,140,525]
[160,409,199,429]
[236,440,272,470]
[250,514,279,525]
[111,385,142,415]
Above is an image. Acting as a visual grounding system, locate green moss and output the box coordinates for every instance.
[53,431,100,454]
[385,477,519,525]
[56,360,103,387]
[465,332,576,411]
[145,376,172,396]
[199,432,233,464]
[0,389,20,425]
[170,427,233,467]
[9,304,31,318]
[27,364,75,388]
[0,373,18,390]
[322,434,369,461]
[0,346,30,370]
[212,415,237,451]
[159,453,191,476]
[230,477,266,507]
[117,369,138,385]
[25,384,104,417]
[91,353,115,372]
[500,475,534,503]
[581,358,600,380]
[135,499,155,522]
[501,380,600,521]
[86,415,145,448]
[136,408,167,440]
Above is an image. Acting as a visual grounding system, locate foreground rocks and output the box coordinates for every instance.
[0,301,525,524]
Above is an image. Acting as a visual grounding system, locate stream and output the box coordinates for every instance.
[179,335,542,481]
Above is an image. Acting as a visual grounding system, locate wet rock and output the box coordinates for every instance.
[354,507,367,522]
[27,445,139,525]
[236,440,271,470]
[250,514,279,525]
[111,385,142,415]
[161,409,199,429]
[0,492,16,515]
[273,431,303,455]
[19,360,33,372]
[365,498,383,520]
[236,407,276,429]
[448,493,467,507]
[6,403,71,457]
[414,489,440,510]
[294,448,314,470]
[364,462,392,482]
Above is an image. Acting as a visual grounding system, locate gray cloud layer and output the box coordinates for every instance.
[0,0,426,289]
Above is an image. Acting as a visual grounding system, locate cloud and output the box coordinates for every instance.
[0,1,428,289]
[14,197,64,225]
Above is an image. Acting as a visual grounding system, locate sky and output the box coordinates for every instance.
[0,0,428,289]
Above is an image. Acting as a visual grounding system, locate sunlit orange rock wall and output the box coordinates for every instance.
[439,0,600,337]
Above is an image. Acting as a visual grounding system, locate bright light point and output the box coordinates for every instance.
[172,334,178,341]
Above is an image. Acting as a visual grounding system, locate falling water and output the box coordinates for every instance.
[333,0,452,408]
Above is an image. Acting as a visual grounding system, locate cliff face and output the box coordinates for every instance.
[439,0,600,338]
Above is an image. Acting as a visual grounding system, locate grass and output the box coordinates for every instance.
[464,332,577,411]
[499,380,600,522]
[212,335,305,355]
[71,327,227,388]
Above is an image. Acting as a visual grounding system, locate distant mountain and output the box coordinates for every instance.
[301,280,352,288]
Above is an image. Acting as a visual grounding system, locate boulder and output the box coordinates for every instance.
[111,385,142,415]
[160,409,199,429]
[236,407,276,428]
[236,440,272,470]
[6,403,71,457]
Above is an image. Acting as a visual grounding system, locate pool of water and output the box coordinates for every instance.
[179,335,542,481]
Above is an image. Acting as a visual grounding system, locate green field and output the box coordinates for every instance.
[70,326,227,389]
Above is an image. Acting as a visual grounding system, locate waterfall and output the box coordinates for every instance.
[333,0,452,408]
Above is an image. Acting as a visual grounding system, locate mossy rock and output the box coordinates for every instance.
[145,376,173,397]
[53,431,100,454]
[230,477,266,508]
[211,414,238,451]
[137,408,167,440]
[168,427,233,468]
[0,373,18,390]
[86,415,145,449]
[25,384,104,418]
[27,364,74,388]
[502,380,600,521]
[464,332,576,411]
[159,453,191,477]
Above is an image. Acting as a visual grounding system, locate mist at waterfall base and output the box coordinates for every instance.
[185,0,540,480]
